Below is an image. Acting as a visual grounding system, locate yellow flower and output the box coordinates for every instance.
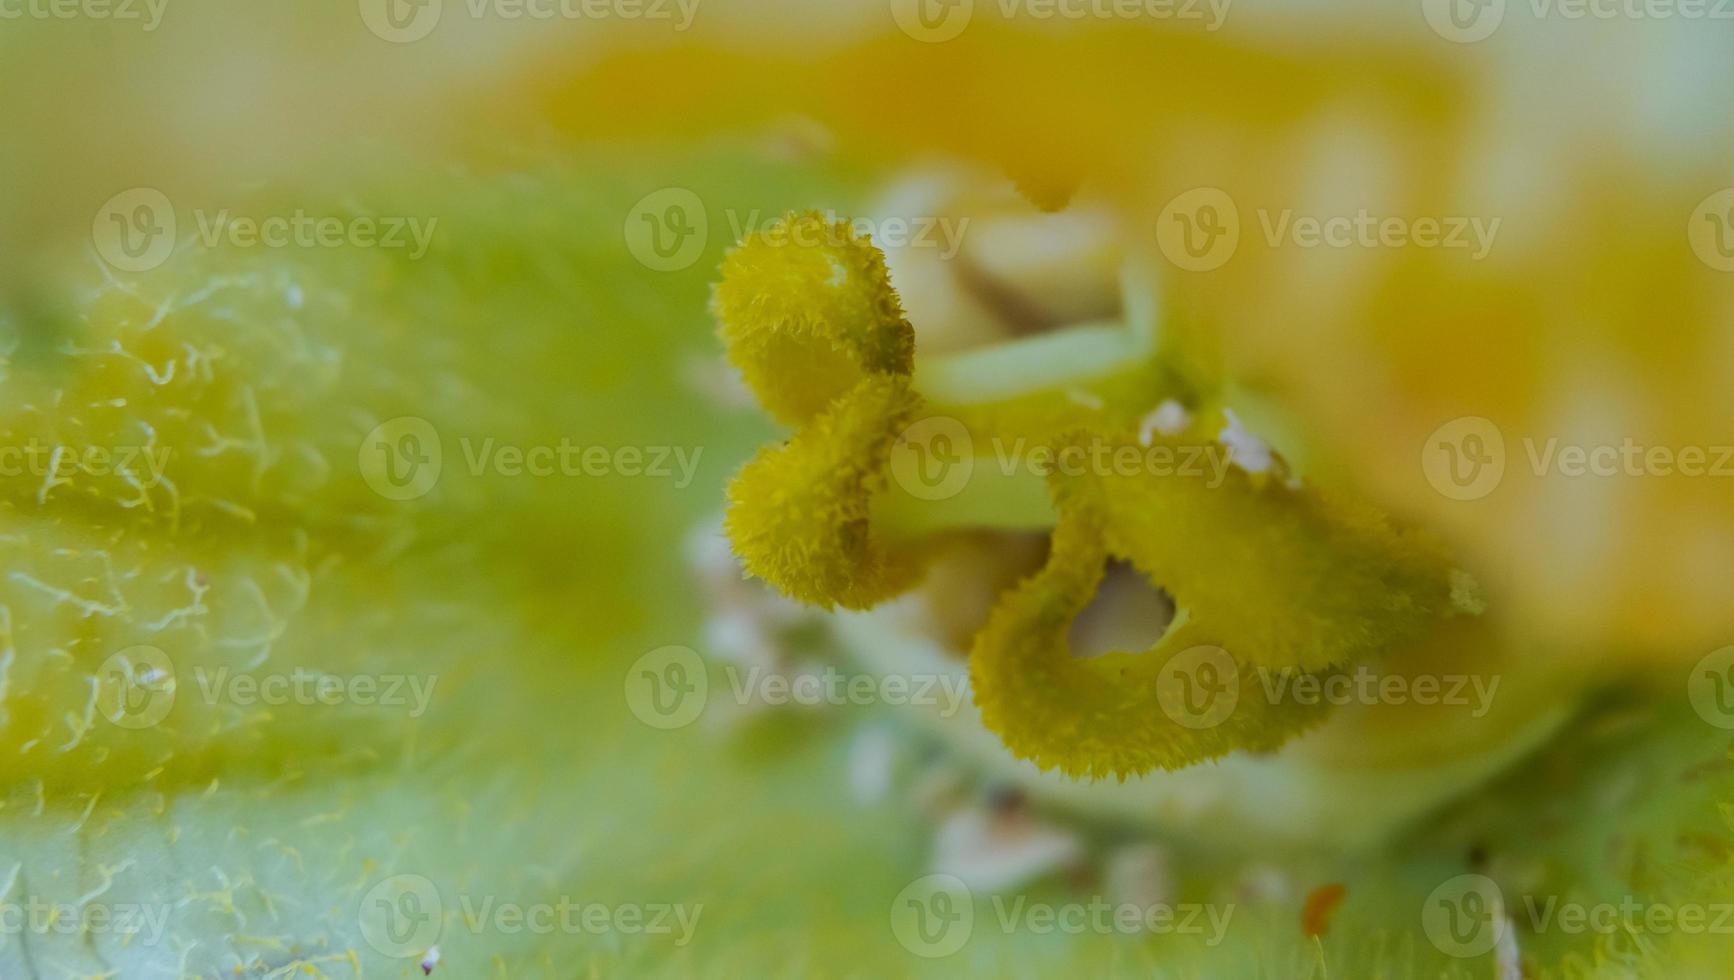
[716,211,1476,777]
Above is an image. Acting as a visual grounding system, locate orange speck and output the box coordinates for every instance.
[1301,883,1347,938]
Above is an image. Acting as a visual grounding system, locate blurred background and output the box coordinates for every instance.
[2,1,1733,977]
